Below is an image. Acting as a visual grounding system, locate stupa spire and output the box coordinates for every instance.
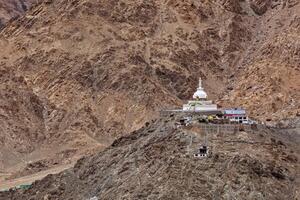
[198,78,203,89]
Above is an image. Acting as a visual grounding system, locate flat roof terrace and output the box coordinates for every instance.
[160,109,223,117]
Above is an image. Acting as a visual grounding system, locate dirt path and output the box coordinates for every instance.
[0,163,74,191]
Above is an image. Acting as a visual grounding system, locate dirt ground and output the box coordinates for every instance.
[0,163,74,191]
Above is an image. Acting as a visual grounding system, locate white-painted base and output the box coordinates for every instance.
[183,100,218,112]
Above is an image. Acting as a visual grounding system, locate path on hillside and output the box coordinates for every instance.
[0,163,74,191]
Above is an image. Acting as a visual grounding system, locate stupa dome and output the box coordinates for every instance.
[193,89,207,99]
[192,78,207,99]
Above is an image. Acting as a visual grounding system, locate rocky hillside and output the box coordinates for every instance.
[222,0,300,120]
[0,0,299,182]
[1,115,299,199]
[0,67,102,176]
[0,0,38,28]
[0,67,45,173]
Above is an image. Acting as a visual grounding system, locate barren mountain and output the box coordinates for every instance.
[0,0,299,184]
[1,115,299,199]
[0,0,38,28]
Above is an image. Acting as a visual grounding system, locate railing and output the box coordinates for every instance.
[191,123,259,134]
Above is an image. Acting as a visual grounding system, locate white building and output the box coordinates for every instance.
[183,78,218,112]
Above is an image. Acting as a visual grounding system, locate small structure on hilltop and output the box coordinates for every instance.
[194,145,209,158]
[223,108,256,124]
[183,78,218,112]
[162,77,256,125]
[223,108,247,123]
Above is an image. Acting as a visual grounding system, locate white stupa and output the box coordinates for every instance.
[183,78,218,112]
[192,78,207,99]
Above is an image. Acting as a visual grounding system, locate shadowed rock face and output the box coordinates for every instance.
[0,0,299,182]
[1,115,299,199]
[0,0,39,28]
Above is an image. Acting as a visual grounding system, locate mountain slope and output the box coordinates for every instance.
[0,0,38,28]
[0,0,299,181]
[0,67,46,172]
[1,115,299,199]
